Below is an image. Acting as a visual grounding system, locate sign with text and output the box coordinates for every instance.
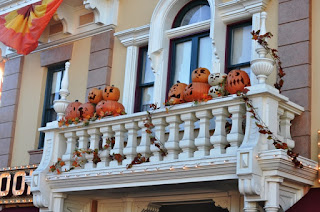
[0,165,37,204]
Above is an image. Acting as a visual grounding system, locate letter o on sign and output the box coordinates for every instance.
[0,173,11,197]
[12,171,26,196]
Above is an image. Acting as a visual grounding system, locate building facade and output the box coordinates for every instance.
[0,0,319,211]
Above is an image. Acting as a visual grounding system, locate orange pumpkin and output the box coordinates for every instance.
[77,102,95,119]
[88,88,103,104]
[103,85,120,101]
[183,82,211,102]
[168,81,188,105]
[226,69,251,94]
[96,100,125,116]
[65,100,82,121]
[191,67,210,83]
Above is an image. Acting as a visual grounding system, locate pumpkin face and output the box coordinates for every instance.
[88,88,103,104]
[96,100,125,116]
[226,69,251,94]
[191,67,210,83]
[77,102,95,119]
[168,81,187,105]
[65,100,82,121]
[208,86,221,98]
[183,82,211,102]
[103,85,120,101]
[208,73,227,86]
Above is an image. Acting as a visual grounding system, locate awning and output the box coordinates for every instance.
[286,188,320,212]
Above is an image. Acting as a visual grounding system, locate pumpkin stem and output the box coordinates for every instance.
[177,81,180,83]
[112,85,114,87]
[75,100,79,102]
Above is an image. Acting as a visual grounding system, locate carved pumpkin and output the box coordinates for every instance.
[77,102,95,119]
[208,86,221,98]
[208,73,227,86]
[191,67,210,83]
[96,100,125,116]
[226,69,251,94]
[183,82,211,102]
[65,100,82,121]
[168,81,188,105]
[88,88,103,104]
[103,85,120,101]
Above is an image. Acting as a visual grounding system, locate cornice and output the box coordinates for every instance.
[217,0,270,23]
[114,25,150,47]
[0,0,41,15]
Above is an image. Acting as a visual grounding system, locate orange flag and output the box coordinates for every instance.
[0,0,63,55]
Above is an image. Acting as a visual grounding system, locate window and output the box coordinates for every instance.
[39,64,65,148]
[226,21,252,74]
[169,0,212,87]
[135,47,154,112]
[169,31,212,86]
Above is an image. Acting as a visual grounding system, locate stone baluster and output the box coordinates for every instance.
[62,132,77,170]
[179,112,197,159]
[210,108,229,155]
[280,110,295,149]
[226,104,245,154]
[137,120,152,158]
[110,124,126,167]
[97,126,114,168]
[194,110,213,157]
[164,115,182,160]
[75,130,90,168]
[277,108,284,141]
[85,128,101,169]
[149,117,167,162]
[122,122,139,165]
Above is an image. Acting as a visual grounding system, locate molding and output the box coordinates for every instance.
[217,0,270,24]
[114,25,150,47]
[166,20,210,39]
[0,0,41,15]
[83,0,119,26]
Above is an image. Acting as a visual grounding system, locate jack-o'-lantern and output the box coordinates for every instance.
[191,67,210,83]
[168,81,188,105]
[77,102,95,119]
[88,88,103,104]
[183,82,211,102]
[226,69,251,94]
[96,100,125,116]
[65,100,82,121]
[208,86,221,98]
[103,85,120,101]
[208,73,227,86]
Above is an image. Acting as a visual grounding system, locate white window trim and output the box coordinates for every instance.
[115,25,150,114]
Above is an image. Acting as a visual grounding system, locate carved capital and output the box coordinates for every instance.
[239,174,262,196]
[83,0,119,26]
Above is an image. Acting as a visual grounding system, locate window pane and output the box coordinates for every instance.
[141,86,154,111]
[180,5,210,26]
[231,25,252,65]
[141,50,154,84]
[198,36,212,71]
[174,40,192,84]
[51,71,63,104]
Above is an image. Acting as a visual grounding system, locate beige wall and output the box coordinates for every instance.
[311,0,320,162]
[11,38,91,166]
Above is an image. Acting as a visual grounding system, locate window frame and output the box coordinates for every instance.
[168,30,210,88]
[225,20,252,73]
[134,46,154,113]
[39,63,65,148]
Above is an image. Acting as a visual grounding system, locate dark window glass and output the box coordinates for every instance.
[173,0,210,28]
[226,21,252,74]
[135,47,154,112]
[169,31,212,87]
[39,64,65,148]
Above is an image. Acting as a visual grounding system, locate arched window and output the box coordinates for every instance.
[169,0,212,87]
[173,0,210,28]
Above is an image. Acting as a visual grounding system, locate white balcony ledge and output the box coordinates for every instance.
[29,84,317,211]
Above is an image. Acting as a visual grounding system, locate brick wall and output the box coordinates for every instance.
[0,57,24,168]
[278,0,311,157]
